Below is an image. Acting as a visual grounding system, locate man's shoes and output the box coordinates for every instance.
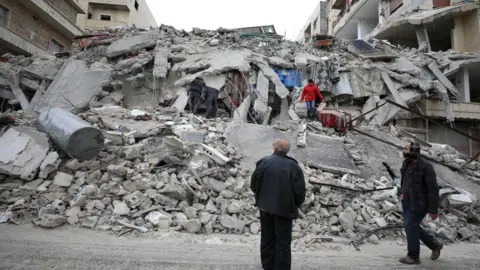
[399,256,421,265]
[431,243,443,260]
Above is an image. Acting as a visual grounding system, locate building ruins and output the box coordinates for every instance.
[0,21,479,248]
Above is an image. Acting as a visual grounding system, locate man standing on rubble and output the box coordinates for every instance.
[299,79,324,120]
[188,77,206,114]
[203,86,219,118]
[399,142,443,265]
[250,139,306,270]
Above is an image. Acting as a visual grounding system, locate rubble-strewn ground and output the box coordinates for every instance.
[1,224,480,270]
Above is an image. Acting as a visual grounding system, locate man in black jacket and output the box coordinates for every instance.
[188,77,206,114]
[399,142,443,265]
[250,139,306,270]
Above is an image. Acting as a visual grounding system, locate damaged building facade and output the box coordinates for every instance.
[0,0,85,55]
[76,0,158,30]
[304,0,480,158]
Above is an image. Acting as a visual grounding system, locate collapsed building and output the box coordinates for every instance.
[0,22,479,248]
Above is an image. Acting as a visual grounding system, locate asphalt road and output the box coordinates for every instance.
[1,224,479,270]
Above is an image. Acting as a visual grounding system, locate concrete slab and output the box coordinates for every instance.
[253,60,289,99]
[428,63,460,98]
[171,87,188,112]
[0,127,50,181]
[29,60,112,114]
[106,32,158,58]
[253,71,269,114]
[268,56,294,69]
[225,121,358,175]
[153,47,170,80]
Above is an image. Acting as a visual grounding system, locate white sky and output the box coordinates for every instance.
[145,0,321,40]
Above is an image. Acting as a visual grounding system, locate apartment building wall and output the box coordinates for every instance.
[296,1,327,41]
[44,0,79,24]
[0,0,79,54]
[77,0,157,30]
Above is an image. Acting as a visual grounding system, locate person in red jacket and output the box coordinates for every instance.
[300,79,324,120]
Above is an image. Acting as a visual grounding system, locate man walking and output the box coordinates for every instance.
[188,77,206,114]
[250,139,306,270]
[299,79,324,120]
[399,142,443,264]
[203,86,219,118]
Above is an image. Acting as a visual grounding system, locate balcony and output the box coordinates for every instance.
[21,0,83,37]
[85,19,130,30]
[89,0,130,11]
[0,26,45,56]
[422,99,480,120]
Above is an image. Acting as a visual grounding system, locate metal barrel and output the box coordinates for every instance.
[36,108,105,161]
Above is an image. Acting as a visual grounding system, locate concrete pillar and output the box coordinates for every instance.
[456,66,471,102]
[378,1,384,25]
[415,25,431,52]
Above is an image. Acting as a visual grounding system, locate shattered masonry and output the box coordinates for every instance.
[0,24,479,247]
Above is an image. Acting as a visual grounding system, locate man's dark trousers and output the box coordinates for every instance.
[189,92,201,114]
[206,97,217,118]
[260,211,293,270]
[403,203,438,259]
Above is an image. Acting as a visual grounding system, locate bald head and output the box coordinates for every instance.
[273,139,290,154]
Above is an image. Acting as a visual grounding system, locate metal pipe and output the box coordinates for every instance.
[36,108,105,161]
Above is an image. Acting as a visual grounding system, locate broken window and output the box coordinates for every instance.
[88,12,92,19]
[100,15,111,21]
[263,26,275,34]
[0,6,8,27]
[135,0,139,11]
[48,39,65,53]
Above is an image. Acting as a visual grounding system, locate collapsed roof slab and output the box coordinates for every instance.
[106,32,158,58]
[0,127,49,181]
[225,121,359,176]
[29,60,113,114]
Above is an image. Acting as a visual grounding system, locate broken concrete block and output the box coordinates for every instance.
[20,179,44,191]
[250,222,260,234]
[339,212,354,231]
[185,219,202,233]
[145,211,171,226]
[206,178,226,193]
[198,212,212,225]
[22,57,60,81]
[30,60,112,114]
[124,191,146,209]
[159,184,187,201]
[37,108,105,161]
[368,234,380,245]
[199,144,230,165]
[82,216,99,229]
[154,47,170,80]
[227,200,245,214]
[36,180,52,192]
[106,32,158,58]
[53,172,74,187]
[220,215,245,233]
[153,194,178,208]
[184,207,198,219]
[38,152,61,179]
[374,217,387,227]
[0,127,50,181]
[113,201,130,216]
[33,214,67,228]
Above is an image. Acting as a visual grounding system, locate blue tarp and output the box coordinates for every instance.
[274,69,303,89]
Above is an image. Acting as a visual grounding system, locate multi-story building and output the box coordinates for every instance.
[0,0,85,55]
[76,0,157,30]
[296,1,328,41]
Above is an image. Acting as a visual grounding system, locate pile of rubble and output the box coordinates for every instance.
[0,24,479,246]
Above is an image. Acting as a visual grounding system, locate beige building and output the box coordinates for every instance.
[296,1,328,41]
[76,0,157,30]
[0,0,85,55]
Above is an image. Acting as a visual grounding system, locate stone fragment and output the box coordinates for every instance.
[82,216,99,229]
[184,207,198,219]
[33,214,67,228]
[38,152,61,179]
[329,216,339,226]
[220,215,245,233]
[53,172,74,187]
[368,234,380,245]
[20,179,44,191]
[185,219,202,233]
[65,206,81,217]
[206,178,226,193]
[160,184,187,201]
[124,191,146,208]
[227,200,245,214]
[339,212,354,231]
[198,211,212,225]
[220,190,237,199]
[153,194,178,207]
[250,222,260,234]
[113,201,130,216]
[374,217,387,227]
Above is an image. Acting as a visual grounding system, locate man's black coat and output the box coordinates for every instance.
[250,152,306,219]
[400,157,439,214]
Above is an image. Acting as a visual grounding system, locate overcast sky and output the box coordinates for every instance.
[145,0,321,40]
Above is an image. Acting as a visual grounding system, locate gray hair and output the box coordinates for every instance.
[274,139,290,154]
